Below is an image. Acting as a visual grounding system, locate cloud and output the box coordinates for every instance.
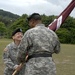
[0,0,75,17]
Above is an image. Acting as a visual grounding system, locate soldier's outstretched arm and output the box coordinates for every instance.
[53,35,60,54]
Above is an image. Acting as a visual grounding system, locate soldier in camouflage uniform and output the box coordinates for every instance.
[17,13,60,75]
[3,28,25,75]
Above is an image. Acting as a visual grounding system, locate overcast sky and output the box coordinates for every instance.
[0,0,75,17]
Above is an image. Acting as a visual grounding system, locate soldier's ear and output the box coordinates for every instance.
[12,36,15,40]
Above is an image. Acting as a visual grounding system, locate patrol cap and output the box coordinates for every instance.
[27,13,41,21]
[12,28,22,36]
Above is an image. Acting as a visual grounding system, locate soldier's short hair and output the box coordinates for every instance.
[27,13,41,21]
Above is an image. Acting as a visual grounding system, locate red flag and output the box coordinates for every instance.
[48,0,75,31]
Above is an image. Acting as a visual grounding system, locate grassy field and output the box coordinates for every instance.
[0,39,75,75]
[0,39,12,74]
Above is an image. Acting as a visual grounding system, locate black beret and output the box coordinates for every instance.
[12,28,22,36]
[27,13,41,21]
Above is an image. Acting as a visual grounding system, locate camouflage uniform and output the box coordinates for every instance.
[3,42,25,75]
[17,24,60,75]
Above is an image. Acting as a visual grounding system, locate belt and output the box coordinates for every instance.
[27,53,52,62]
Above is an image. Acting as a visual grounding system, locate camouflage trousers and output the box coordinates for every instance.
[25,57,56,75]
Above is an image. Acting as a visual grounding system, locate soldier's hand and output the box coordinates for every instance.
[25,55,28,61]
[15,64,22,71]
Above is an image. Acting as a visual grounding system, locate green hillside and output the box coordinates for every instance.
[0,9,20,27]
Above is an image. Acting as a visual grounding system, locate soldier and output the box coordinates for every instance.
[3,28,25,75]
[17,13,60,75]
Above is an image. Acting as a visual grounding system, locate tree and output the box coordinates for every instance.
[0,22,6,38]
[9,14,29,37]
[56,28,71,43]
